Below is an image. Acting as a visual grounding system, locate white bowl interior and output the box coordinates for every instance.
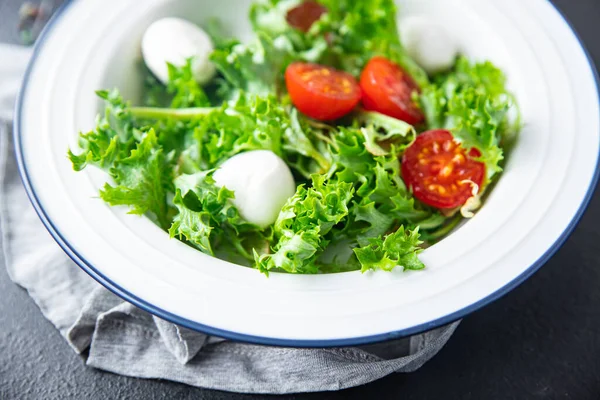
[17,0,599,343]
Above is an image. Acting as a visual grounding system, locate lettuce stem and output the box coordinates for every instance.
[130,107,217,120]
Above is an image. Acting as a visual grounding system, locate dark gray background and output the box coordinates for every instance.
[1,0,599,399]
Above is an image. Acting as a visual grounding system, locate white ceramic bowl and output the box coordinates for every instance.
[15,0,600,346]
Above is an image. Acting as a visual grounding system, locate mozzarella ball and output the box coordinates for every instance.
[141,17,216,85]
[213,150,296,228]
[399,16,459,75]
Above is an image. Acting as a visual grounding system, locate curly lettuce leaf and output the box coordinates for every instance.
[68,123,119,172]
[255,175,354,274]
[68,89,137,171]
[283,108,333,176]
[355,110,416,156]
[197,95,286,169]
[329,127,377,186]
[351,201,395,246]
[174,171,252,229]
[169,191,215,254]
[353,226,425,272]
[275,174,353,237]
[254,229,321,274]
[140,59,212,109]
[170,171,262,258]
[210,32,294,97]
[99,129,172,229]
[166,60,211,108]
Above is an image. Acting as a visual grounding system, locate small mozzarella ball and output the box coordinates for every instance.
[400,16,459,75]
[141,17,216,85]
[213,150,296,228]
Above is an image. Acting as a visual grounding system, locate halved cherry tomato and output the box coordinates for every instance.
[286,1,327,33]
[285,62,361,121]
[401,130,485,209]
[360,56,425,125]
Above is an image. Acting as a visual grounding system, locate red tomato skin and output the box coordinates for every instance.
[285,62,362,121]
[401,130,485,209]
[286,1,328,33]
[360,56,425,125]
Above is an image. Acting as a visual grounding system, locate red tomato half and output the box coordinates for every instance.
[285,62,362,121]
[360,56,425,125]
[286,1,327,32]
[401,130,485,209]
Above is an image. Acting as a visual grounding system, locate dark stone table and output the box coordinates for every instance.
[1,0,599,398]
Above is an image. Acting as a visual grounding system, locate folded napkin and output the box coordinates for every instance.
[0,43,459,394]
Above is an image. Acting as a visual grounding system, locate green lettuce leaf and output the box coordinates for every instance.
[100,129,172,229]
[353,226,425,272]
[68,89,137,171]
[140,60,212,109]
[210,32,293,97]
[329,127,377,186]
[283,108,333,177]
[255,175,354,274]
[356,110,416,156]
[166,60,211,108]
[196,95,286,169]
[170,171,262,258]
[169,190,215,255]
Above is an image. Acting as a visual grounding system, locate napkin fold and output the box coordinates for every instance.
[0,43,459,394]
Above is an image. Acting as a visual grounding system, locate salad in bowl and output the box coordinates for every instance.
[69,0,520,275]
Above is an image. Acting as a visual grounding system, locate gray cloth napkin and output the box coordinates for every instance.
[0,45,460,395]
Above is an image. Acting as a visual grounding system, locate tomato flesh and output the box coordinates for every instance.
[360,56,425,125]
[286,1,327,32]
[285,62,361,121]
[401,130,485,209]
